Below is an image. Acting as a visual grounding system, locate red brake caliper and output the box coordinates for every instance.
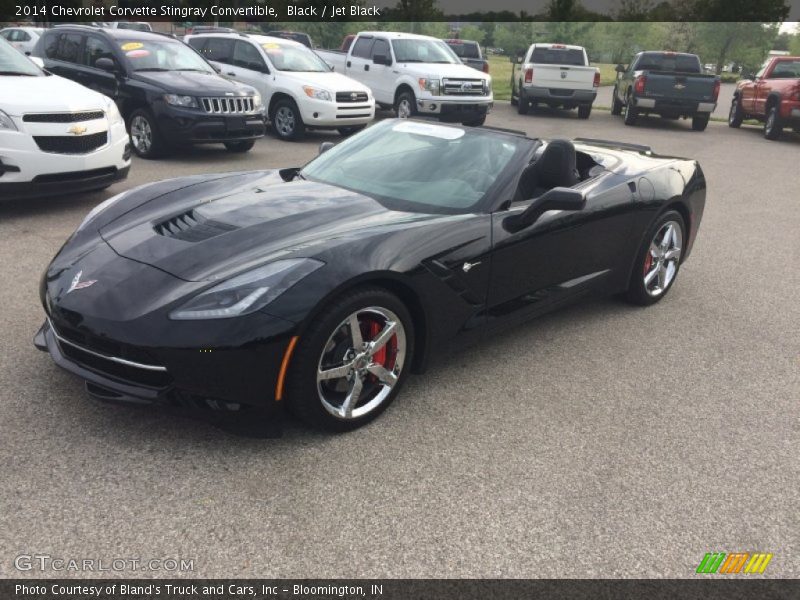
[643,251,653,276]
[366,319,396,381]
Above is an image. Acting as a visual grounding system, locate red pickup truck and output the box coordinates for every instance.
[729,56,800,139]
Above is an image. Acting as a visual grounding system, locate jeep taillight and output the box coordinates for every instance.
[593,72,600,87]
[524,67,533,83]
[634,74,646,94]
[712,79,721,101]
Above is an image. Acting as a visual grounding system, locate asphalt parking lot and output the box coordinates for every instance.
[1,100,798,579]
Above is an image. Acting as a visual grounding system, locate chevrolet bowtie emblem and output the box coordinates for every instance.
[67,270,97,294]
[67,124,88,136]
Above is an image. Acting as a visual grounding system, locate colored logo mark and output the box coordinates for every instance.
[696,552,773,574]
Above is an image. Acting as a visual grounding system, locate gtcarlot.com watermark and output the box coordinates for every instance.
[14,553,195,573]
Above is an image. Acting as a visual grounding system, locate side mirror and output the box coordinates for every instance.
[95,57,117,73]
[504,187,586,233]
[29,56,45,69]
[319,141,336,155]
[373,54,392,66]
[744,72,755,80]
[514,55,524,64]
[615,63,626,73]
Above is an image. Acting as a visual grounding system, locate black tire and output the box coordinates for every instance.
[286,286,415,432]
[394,89,417,119]
[691,114,709,131]
[625,210,686,306]
[463,115,487,127]
[623,92,638,126]
[577,104,592,119]
[224,139,256,153]
[270,98,305,141]
[611,86,623,116]
[728,97,743,128]
[128,109,166,159]
[517,87,529,115]
[764,105,783,140]
[337,125,367,136]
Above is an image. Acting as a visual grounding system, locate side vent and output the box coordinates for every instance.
[154,210,238,242]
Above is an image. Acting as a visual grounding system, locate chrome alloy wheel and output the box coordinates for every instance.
[643,220,683,297]
[316,307,406,420]
[274,106,296,137]
[130,115,152,154]
[396,97,413,118]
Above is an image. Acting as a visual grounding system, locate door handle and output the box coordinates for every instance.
[226,72,236,76]
[364,64,370,71]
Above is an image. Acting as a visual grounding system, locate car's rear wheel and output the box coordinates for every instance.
[517,86,529,115]
[577,104,592,119]
[691,114,709,131]
[224,140,256,152]
[611,86,623,115]
[764,106,783,140]
[129,109,165,159]
[271,98,305,141]
[625,211,685,306]
[623,92,638,126]
[728,97,743,128]
[286,287,414,431]
[394,90,416,119]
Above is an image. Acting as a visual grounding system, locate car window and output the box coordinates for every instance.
[351,37,373,59]
[260,41,329,72]
[371,39,390,59]
[636,52,700,73]
[392,39,459,64]
[52,33,84,64]
[0,31,12,41]
[769,60,800,78]
[18,31,31,42]
[531,47,585,66]
[233,40,266,71]
[202,38,234,64]
[84,36,116,69]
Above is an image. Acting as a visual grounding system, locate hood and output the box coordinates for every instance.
[0,74,106,116]
[278,70,371,93]
[399,62,490,81]
[99,171,445,282]
[131,70,255,96]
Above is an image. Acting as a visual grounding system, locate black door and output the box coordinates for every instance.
[82,35,121,99]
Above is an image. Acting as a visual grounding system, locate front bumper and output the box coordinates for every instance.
[157,105,266,145]
[0,120,131,200]
[416,97,493,121]
[298,98,375,128]
[521,85,597,104]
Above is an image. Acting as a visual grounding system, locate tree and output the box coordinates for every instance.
[457,24,487,45]
[493,22,535,57]
[694,22,778,74]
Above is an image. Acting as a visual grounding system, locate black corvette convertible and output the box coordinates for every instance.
[35,120,705,432]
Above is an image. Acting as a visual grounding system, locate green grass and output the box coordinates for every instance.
[488,56,618,101]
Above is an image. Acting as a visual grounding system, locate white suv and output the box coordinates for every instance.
[0,39,130,200]
[186,33,375,141]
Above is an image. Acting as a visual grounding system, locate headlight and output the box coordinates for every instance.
[75,190,130,232]
[103,96,124,126]
[169,258,324,320]
[302,86,332,102]
[0,110,18,131]
[163,94,197,108]
[418,78,440,95]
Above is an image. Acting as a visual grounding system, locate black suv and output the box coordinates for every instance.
[32,26,266,158]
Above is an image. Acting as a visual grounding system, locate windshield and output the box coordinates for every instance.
[301,120,528,214]
[261,40,329,72]
[120,39,214,73]
[392,39,459,64]
[637,53,701,73]
[0,38,42,76]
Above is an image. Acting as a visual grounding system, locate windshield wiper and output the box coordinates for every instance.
[134,67,170,72]
[0,71,36,76]
[176,68,210,72]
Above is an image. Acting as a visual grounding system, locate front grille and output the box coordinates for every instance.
[23,111,105,123]
[336,114,372,119]
[200,96,256,114]
[154,209,238,242]
[33,132,107,154]
[336,91,369,103]
[52,322,171,389]
[442,78,487,96]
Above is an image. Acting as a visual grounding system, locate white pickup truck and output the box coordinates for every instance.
[317,31,493,126]
[511,43,600,119]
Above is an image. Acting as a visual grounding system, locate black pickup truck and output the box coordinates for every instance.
[445,39,489,73]
[611,51,720,131]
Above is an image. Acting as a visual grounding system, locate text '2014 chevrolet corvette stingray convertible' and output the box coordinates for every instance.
[35,120,705,433]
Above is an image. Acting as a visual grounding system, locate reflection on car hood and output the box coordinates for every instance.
[100,171,450,282]
[0,74,106,116]
[131,70,255,95]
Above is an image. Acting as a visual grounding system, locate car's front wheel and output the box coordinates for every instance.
[271,98,305,141]
[338,125,366,136]
[463,115,487,127]
[287,287,414,431]
[625,211,685,306]
[129,109,166,159]
[728,97,743,128]
[394,90,417,119]
[224,140,256,153]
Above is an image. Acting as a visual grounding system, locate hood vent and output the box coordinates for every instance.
[154,209,238,242]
